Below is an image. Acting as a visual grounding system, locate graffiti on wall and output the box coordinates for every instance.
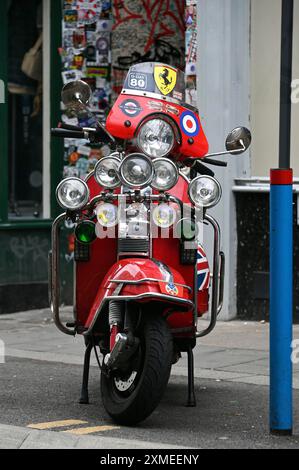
[111,0,186,96]
[185,0,197,107]
[59,1,197,178]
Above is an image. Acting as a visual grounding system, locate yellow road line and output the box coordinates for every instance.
[63,425,120,435]
[27,419,88,430]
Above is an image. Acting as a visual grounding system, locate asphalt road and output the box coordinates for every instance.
[1,355,299,449]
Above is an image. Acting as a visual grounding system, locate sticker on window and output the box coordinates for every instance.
[127,72,148,90]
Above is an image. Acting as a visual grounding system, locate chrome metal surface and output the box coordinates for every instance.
[106,333,128,369]
[226,126,251,154]
[196,214,221,338]
[85,293,194,335]
[51,213,76,336]
[218,252,225,315]
[204,147,245,159]
[114,372,137,392]
[55,177,90,211]
[62,80,91,107]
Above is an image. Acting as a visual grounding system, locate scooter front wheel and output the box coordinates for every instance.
[100,314,173,426]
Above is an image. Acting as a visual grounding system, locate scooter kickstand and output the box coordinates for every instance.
[79,341,93,405]
[186,346,196,407]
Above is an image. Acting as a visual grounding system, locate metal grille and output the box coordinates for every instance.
[118,238,149,255]
[74,240,90,262]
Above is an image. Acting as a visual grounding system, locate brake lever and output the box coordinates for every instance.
[58,121,115,146]
[192,161,215,178]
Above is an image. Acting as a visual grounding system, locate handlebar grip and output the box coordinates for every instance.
[51,128,85,139]
[58,122,84,132]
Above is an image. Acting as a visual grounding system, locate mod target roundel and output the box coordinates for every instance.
[180,111,200,137]
[119,99,142,117]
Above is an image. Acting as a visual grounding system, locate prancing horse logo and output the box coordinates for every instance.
[154,65,177,96]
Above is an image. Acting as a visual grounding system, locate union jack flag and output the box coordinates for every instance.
[197,245,210,291]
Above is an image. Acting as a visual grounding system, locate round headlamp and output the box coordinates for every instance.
[56,177,89,211]
[152,158,179,191]
[95,202,118,227]
[152,203,176,228]
[119,153,154,189]
[188,176,222,208]
[94,156,121,189]
[137,118,175,158]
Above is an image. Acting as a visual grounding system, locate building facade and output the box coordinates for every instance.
[1,0,297,319]
[0,0,188,313]
[198,0,299,320]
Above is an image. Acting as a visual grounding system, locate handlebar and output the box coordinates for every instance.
[51,128,86,139]
[184,156,228,177]
[58,122,84,132]
[51,121,115,145]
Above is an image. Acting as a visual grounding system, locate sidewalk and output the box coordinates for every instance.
[0,424,189,450]
[1,308,299,389]
[1,308,299,449]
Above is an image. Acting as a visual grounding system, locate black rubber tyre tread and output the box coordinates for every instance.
[101,314,173,425]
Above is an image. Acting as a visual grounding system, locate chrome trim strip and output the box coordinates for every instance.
[179,170,191,184]
[106,293,193,305]
[51,213,76,336]
[118,251,149,257]
[196,214,221,338]
[218,252,225,315]
[121,89,199,113]
[193,260,198,328]
[85,170,95,183]
[109,278,192,292]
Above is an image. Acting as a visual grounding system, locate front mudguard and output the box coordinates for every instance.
[83,258,194,335]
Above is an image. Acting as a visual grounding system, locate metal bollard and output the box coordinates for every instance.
[270,168,293,435]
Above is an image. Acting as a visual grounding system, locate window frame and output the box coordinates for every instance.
[0,0,63,228]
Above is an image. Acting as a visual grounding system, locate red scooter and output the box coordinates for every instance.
[50,62,251,425]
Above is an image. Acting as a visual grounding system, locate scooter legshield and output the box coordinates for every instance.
[83,258,194,333]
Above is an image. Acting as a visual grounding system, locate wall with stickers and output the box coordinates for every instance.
[60,0,113,180]
[185,0,197,108]
[60,0,198,180]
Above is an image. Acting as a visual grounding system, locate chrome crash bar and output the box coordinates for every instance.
[49,193,183,336]
[49,197,224,338]
[196,214,225,338]
[50,212,76,336]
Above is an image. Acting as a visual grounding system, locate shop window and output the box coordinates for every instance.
[7,0,43,219]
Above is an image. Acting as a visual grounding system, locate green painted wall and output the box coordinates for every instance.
[0,0,72,312]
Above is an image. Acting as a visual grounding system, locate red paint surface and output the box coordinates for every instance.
[270,169,293,185]
[106,94,209,159]
[76,173,210,337]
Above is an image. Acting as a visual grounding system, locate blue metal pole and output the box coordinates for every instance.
[270,169,293,435]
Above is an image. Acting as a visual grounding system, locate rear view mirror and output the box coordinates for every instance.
[226,127,252,155]
[61,80,92,108]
